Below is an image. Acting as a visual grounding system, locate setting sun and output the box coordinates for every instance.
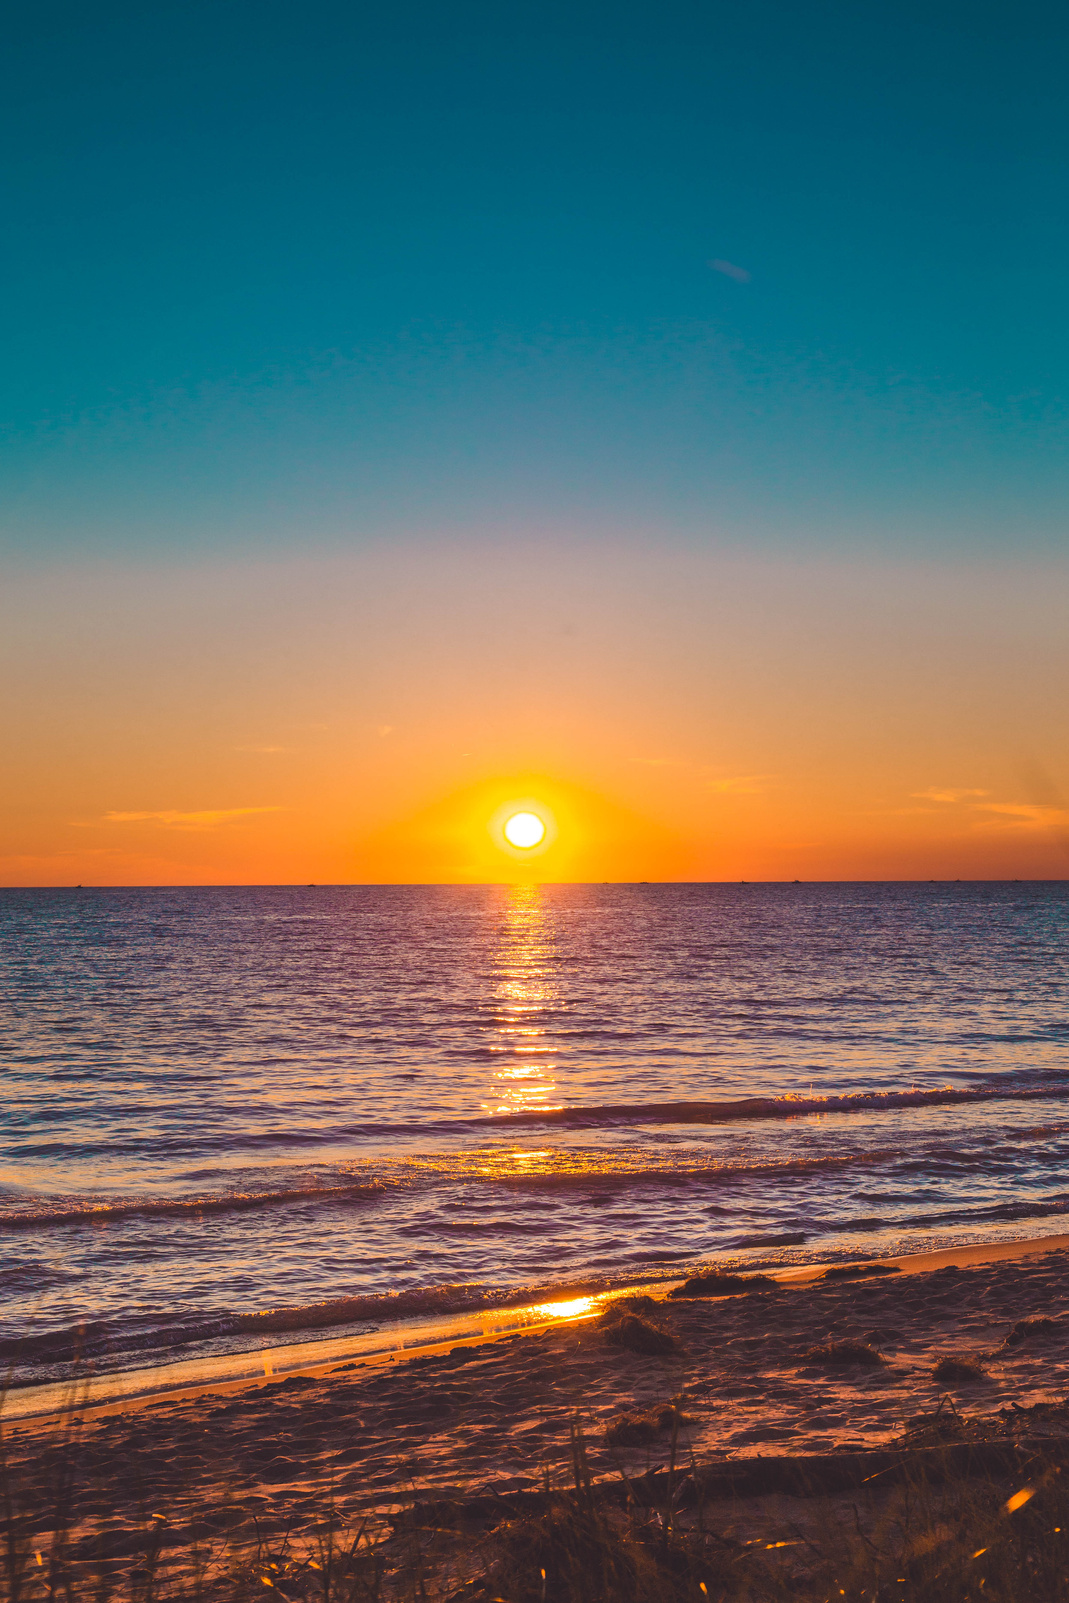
[503,812,546,849]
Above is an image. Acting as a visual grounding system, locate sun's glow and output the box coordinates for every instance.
[504,811,546,849]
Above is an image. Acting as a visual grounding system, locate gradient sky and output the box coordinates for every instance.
[4,0,1069,883]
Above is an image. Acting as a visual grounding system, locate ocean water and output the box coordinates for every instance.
[4,881,1069,1388]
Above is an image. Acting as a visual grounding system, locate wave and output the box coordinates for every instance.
[0,1277,613,1371]
[13,1079,1069,1164]
[8,1097,1069,1233]
[0,1148,934,1233]
[12,1190,1069,1375]
[473,1082,1069,1129]
[0,1182,386,1232]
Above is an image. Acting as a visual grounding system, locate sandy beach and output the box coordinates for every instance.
[8,1233,1069,1593]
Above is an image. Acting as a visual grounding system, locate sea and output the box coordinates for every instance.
[4,881,1069,1393]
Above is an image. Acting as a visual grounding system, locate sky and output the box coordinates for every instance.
[3,0,1069,883]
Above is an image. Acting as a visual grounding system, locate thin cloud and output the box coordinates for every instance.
[707,774,776,795]
[975,802,1069,830]
[708,258,751,283]
[905,787,1069,844]
[235,745,289,754]
[912,788,989,803]
[102,807,283,830]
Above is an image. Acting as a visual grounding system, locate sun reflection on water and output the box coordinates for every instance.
[531,1297,596,1319]
[486,884,562,1117]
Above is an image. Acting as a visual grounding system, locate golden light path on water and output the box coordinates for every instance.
[487,884,562,1119]
[10,883,1069,1410]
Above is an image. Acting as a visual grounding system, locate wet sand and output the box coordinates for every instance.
[8,1235,1069,1581]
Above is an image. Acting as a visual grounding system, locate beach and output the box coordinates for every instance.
[9,1235,1069,1595]
[7,884,1069,1596]
[9,882,1069,1404]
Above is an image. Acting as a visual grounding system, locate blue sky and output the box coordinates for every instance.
[4,0,1069,557]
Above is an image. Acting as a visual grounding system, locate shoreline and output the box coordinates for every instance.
[766,1228,1069,1282]
[9,1229,1069,1593]
[10,1227,1069,1430]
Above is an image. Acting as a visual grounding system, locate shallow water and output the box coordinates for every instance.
[3,881,1069,1384]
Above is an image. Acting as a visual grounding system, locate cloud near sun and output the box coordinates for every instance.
[4,542,1069,886]
[101,808,284,830]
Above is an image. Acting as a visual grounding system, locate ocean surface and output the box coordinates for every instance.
[4,881,1069,1389]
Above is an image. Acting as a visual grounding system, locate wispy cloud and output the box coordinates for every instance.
[235,745,289,754]
[708,258,751,283]
[707,774,776,795]
[101,807,283,831]
[906,786,1069,838]
[628,760,774,793]
[911,788,989,803]
[975,801,1069,831]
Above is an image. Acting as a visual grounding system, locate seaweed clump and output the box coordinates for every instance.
[668,1271,775,1300]
[821,1263,901,1281]
[801,1339,885,1367]
[1003,1317,1059,1348]
[597,1304,678,1357]
[604,1399,690,1448]
[932,1353,989,1385]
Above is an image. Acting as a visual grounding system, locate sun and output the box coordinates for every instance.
[488,795,557,859]
[504,811,546,849]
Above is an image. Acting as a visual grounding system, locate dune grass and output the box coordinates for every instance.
[5,1384,1069,1602]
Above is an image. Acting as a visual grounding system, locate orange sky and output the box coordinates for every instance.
[3,539,1068,885]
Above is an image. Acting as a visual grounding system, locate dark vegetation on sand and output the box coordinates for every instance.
[668,1273,776,1300]
[5,1400,1069,1602]
[800,1340,885,1369]
[598,1299,680,1357]
[820,1265,902,1282]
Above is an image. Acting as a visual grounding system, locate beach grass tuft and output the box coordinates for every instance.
[9,1393,1069,1602]
[801,1339,885,1367]
[604,1400,690,1448]
[598,1312,678,1357]
[932,1354,989,1385]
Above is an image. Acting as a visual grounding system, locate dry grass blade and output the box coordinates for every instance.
[10,1353,1069,1601]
